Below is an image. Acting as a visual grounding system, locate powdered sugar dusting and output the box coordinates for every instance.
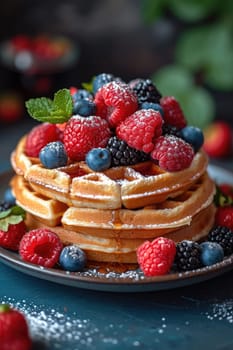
[205,300,233,323]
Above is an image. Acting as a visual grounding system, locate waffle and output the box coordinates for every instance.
[11,135,209,210]
[11,173,216,263]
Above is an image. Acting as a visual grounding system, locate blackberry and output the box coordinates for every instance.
[175,240,202,271]
[0,201,12,212]
[162,124,181,137]
[208,226,233,256]
[106,136,149,167]
[132,79,162,105]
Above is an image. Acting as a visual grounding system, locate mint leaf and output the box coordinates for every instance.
[0,209,11,219]
[25,88,73,124]
[82,77,95,92]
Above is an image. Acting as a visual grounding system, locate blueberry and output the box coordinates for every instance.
[180,126,204,152]
[200,241,224,266]
[4,188,16,206]
[59,245,87,272]
[86,148,111,171]
[93,73,115,94]
[73,99,96,117]
[140,102,164,117]
[73,89,93,102]
[39,141,68,169]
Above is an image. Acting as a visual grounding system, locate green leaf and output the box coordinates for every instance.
[141,0,167,23]
[0,215,23,231]
[0,209,11,219]
[214,186,233,207]
[25,89,73,124]
[0,205,26,231]
[170,0,219,22]
[82,78,95,92]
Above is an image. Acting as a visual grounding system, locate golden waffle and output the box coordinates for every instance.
[11,135,209,210]
[11,173,216,263]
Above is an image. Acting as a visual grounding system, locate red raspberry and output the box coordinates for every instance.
[19,228,63,268]
[0,304,32,350]
[0,221,26,251]
[219,184,233,200]
[25,122,62,157]
[137,237,176,277]
[215,206,233,231]
[63,115,111,161]
[116,109,163,153]
[160,96,187,129]
[151,135,194,172]
[94,81,138,127]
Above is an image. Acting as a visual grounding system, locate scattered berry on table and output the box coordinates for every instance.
[63,115,111,161]
[160,96,187,129]
[208,226,233,256]
[0,304,32,350]
[25,122,62,157]
[39,141,68,169]
[136,237,176,277]
[200,241,224,266]
[116,109,163,153]
[86,148,111,171]
[180,126,204,152]
[93,73,115,94]
[0,205,26,251]
[175,240,202,271]
[132,79,162,105]
[73,98,96,117]
[151,135,194,172]
[94,81,138,127]
[106,136,149,167]
[19,228,63,268]
[3,188,16,206]
[203,121,232,158]
[215,206,233,231]
[59,245,87,272]
[140,102,164,116]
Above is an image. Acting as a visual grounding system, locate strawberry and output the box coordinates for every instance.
[219,184,233,200]
[215,206,233,231]
[63,115,111,161]
[0,304,32,350]
[0,205,26,251]
[203,121,232,158]
[25,123,62,157]
[94,81,138,127]
[137,237,176,276]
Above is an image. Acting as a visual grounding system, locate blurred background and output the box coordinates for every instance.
[0,0,232,167]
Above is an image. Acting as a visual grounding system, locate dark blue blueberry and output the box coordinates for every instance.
[59,245,87,272]
[140,102,164,116]
[39,141,68,169]
[200,241,224,266]
[180,126,204,152]
[4,188,16,206]
[93,73,115,94]
[73,99,96,117]
[86,148,111,171]
[73,89,93,102]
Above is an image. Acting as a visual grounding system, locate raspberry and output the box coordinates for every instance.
[116,109,163,153]
[132,79,162,105]
[63,115,111,161]
[175,240,202,271]
[94,81,138,127]
[106,136,149,167]
[151,135,194,172]
[136,237,176,277]
[25,122,62,157]
[19,228,63,268]
[208,226,233,256]
[0,304,32,350]
[160,96,187,129]
[215,207,233,231]
[0,221,26,251]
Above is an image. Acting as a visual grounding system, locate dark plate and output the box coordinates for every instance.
[0,165,233,293]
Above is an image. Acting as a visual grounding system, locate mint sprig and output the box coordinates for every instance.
[25,88,73,124]
[0,205,26,232]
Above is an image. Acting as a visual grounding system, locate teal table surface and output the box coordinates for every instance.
[1,120,233,350]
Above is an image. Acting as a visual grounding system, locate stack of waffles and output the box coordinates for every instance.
[10,135,216,263]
